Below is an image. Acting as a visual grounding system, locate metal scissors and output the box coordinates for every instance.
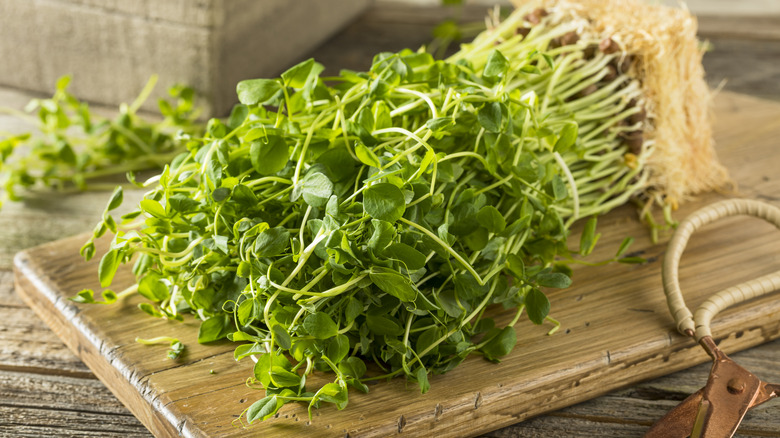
[645,199,780,438]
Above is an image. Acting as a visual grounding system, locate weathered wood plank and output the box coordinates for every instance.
[0,270,91,376]
[702,37,780,102]
[1,341,775,438]
[0,369,151,437]
[0,189,145,270]
[492,338,780,437]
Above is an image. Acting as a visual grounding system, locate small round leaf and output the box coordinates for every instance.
[363,183,405,223]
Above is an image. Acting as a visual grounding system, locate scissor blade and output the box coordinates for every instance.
[696,358,763,438]
[644,389,704,438]
[750,382,780,408]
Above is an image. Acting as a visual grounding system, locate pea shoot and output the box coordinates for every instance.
[0,75,201,207]
[73,2,718,425]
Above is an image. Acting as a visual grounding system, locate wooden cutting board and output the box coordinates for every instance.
[13,91,780,438]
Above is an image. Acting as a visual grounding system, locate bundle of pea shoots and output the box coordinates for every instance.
[77,0,727,424]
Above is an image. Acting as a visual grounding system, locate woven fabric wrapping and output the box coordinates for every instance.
[662,199,780,340]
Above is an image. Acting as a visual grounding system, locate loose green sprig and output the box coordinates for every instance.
[136,336,186,360]
[0,75,202,207]
[81,6,648,425]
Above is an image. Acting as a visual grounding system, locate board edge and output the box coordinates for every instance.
[12,247,185,438]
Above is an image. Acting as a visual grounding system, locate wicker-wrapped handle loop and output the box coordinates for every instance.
[662,199,780,341]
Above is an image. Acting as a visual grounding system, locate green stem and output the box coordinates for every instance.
[399,217,483,285]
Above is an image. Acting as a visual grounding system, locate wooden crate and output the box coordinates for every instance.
[0,0,369,115]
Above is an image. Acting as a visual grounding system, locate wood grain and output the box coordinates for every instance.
[12,90,780,437]
[0,269,90,378]
[0,369,150,437]
[486,341,780,438]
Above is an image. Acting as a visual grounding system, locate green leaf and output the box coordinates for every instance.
[237,79,281,105]
[536,272,571,289]
[301,172,333,207]
[138,302,165,318]
[426,117,453,132]
[369,266,418,302]
[250,136,289,175]
[415,327,441,357]
[478,101,503,133]
[281,58,321,88]
[204,155,223,190]
[254,353,291,387]
[520,65,541,75]
[542,53,555,69]
[618,256,646,264]
[368,219,395,252]
[345,297,363,323]
[69,288,116,305]
[383,243,426,270]
[481,326,517,358]
[326,334,350,363]
[80,241,95,261]
[476,205,506,233]
[237,299,255,326]
[483,49,509,78]
[211,235,229,254]
[56,75,71,90]
[198,314,231,343]
[138,273,169,302]
[364,183,405,223]
[303,312,339,339]
[139,199,167,219]
[365,314,404,336]
[106,186,123,211]
[211,187,230,202]
[506,253,525,279]
[554,121,578,153]
[615,237,635,257]
[474,318,495,334]
[579,216,600,256]
[272,324,292,350]
[436,288,462,318]
[234,343,265,361]
[98,249,121,287]
[357,106,375,136]
[247,396,279,423]
[270,366,301,387]
[525,289,550,324]
[415,366,430,394]
[167,341,184,360]
[454,272,489,300]
[254,227,290,257]
[168,194,200,213]
[231,185,259,208]
[228,104,248,129]
[551,175,568,200]
[313,382,348,408]
[103,215,117,233]
[355,142,381,168]
[102,289,117,303]
[338,356,367,378]
[418,149,435,176]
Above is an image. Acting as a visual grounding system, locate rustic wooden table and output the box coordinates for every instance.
[1,4,779,437]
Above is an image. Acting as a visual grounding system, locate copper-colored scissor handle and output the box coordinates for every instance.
[646,199,780,437]
[645,338,777,438]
